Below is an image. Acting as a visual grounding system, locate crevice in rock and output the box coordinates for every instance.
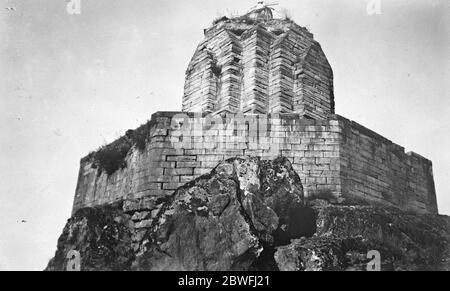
[274,206,317,246]
[249,247,279,271]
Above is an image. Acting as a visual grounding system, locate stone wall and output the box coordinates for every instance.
[72,112,437,215]
[338,117,438,214]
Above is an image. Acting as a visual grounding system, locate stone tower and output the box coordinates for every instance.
[182,8,334,119]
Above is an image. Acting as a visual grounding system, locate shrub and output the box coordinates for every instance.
[92,120,152,176]
[93,139,131,176]
[126,124,150,152]
[212,16,229,25]
[237,15,256,25]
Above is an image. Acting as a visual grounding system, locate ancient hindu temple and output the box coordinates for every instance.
[71,4,438,215]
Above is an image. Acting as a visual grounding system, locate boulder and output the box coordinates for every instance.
[134,156,305,270]
[45,203,135,271]
[46,156,306,271]
[274,205,450,271]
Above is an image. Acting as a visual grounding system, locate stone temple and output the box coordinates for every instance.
[182,12,334,119]
[72,6,438,215]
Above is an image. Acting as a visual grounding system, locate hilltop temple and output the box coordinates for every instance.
[71,5,438,215]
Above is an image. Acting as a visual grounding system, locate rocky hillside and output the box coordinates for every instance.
[46,157,450,271]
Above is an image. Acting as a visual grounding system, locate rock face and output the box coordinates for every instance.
[46,157,450,271]
[47,157,305,271]
[45,204,135,271]
[275,204,450,271]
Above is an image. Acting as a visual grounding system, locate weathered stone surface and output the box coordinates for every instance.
[259,157,306,244]
[45,203,135,271]
[133,156,304,270]
[274,204,450,271]
[133,175,262,270]
[315,205,450,268]
[274,235,398,271]
[131,211,150,221]
[47,156,306,271]
[123,196,159,213]
[73,112,437,217]
[47,157,449,271]
[275,237,361,271]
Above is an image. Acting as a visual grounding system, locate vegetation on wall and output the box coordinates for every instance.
[93,138,132,176]
[90,120,152,176]
[212,14,257,26]
[233,15,256,25]
[212,15,229,25]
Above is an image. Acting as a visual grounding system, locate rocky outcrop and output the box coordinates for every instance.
[131,157,306,271]
[47,157,306,271]
[46,157,450,271]
[274,204,450,271]
[45,203,135,271]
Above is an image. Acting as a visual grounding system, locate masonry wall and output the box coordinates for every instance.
[72,112,342,213]
[72,112,437,215]
[338,117,438,214]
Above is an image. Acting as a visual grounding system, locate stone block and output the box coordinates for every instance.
[162,183,186,190]
[164,168,194,176]
[166,155,197,162]
[148,176,179,183]
[180,175,196,183]
[177,161,201,168]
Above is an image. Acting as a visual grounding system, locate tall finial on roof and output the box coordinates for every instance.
[246,1,279,22]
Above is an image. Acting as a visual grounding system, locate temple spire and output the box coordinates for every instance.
[245,1,279,22]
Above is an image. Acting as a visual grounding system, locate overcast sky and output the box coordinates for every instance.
[0,0,449,270]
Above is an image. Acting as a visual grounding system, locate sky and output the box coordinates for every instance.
[0,0,448,270]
